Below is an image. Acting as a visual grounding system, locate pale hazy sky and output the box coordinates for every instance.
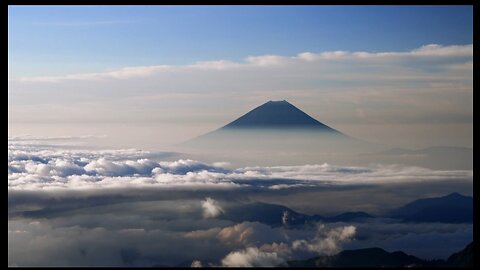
[8,6,473,149]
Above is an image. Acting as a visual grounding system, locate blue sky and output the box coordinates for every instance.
[8,5,472,77]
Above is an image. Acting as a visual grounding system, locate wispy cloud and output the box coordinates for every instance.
[16,44,472,82]
[8,134,108,141]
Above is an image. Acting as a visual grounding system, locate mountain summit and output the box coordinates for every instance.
[222,100,340,133]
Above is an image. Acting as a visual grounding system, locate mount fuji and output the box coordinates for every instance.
[179,100,383,163]
[221,100,343,133]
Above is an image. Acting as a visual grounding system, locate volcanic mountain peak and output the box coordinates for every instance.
[221,100,340,133]
[178,99,382,157]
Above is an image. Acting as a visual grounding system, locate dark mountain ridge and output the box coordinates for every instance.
[282,242,473,267]
[221,202,374,228]
[388,192,473,223]
[219,193,472,228]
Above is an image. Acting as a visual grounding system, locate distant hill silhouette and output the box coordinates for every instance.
[388,192,473,223]
[220,202,373,228]
[219,193,471,228]
[282,242,473,267]
[221,202,309,227]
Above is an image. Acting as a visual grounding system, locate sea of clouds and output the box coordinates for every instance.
[8,141,472,191]
[8,139,473,266]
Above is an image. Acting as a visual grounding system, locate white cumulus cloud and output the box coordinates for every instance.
[220,223,356,266]
[292,224,357,255]
[7,142,472,191]
[201,197,224,218]
[190,260,203,267]
[221,246,285,267]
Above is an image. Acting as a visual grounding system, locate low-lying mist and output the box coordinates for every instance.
[176,129,472,169]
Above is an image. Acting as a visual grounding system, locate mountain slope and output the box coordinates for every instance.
[388,192,473,223]
[285,247,427,267]
[222,100,340,132]
[447,242,473,267]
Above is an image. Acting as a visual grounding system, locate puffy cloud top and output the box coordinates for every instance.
[8,142,472,191]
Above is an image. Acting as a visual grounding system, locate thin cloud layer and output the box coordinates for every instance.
[16,44,472,82]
